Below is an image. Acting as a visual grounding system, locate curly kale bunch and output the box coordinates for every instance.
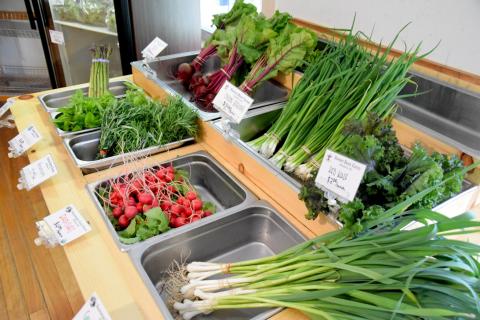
[300,113,465,235]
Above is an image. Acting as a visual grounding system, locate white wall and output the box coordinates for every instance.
[276,0,480,76]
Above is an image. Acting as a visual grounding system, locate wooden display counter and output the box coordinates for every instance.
[8,72,480,320]
[8,75,335,320]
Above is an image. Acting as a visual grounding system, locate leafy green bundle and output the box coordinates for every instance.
[53,90,115,132]
[98,84,198,157]
[300,114,465,235]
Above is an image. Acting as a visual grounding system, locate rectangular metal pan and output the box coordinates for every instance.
[86,151,256,251]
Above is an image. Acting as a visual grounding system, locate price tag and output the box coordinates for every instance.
[44,205,91,245]
[8,125,42,158]
[19,154,58,190]
[213,81,253,123]
[0,98,14,118]
[141,37,168,59]
[73,293,111,320]
[49,29,64,45]
[50,0,64,5]
[315,149,366,202]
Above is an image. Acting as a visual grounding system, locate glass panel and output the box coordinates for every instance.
[0,0,51,97]
[49,0,122,86]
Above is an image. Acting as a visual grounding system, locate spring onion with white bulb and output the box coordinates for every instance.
[167,168,480,319]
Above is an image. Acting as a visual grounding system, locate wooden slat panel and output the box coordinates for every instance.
[293,18,480,92]
[0,11,28,20]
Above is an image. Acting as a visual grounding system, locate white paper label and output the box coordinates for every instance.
[315,149,367,202]
[73,293,111,320]
[0,98,14,118]
[50,0,64,5]
[21,154,58,190]
[213,81,253,123]
[49,29,64,45]
[141,37,168,59]
[44,205,91,245]
[9,125,42,157]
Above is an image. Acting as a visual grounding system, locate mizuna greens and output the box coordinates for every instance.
[168,168,480,319]
[98,84,198,158]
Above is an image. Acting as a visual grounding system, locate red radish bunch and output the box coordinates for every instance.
[96,164,215,232]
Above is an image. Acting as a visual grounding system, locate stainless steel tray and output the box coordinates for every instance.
[63,130,194,174]
[214,104,477,210]
[39,80,131,137]
[86,151,256,251]
[128,201,306,320]
[131,51,289,121]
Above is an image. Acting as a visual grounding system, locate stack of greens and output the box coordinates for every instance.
[53,90,114,132]
[169,174,480,319]
[300,114,466,235]
[247,27,425,179]
[97,84,198,158]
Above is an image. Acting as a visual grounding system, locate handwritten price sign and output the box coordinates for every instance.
[315,149,366,202]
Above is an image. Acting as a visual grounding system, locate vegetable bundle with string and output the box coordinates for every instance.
[88,44,112,97]
[247,26,428,178]
[98,84,198,158]
[167,166,480,319]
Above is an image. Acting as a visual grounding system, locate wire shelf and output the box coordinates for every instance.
[0,21,39,39]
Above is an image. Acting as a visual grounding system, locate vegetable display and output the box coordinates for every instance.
[167,170,480,319]
[96,165,216,244]
[97,84,198,158]
[299,114,466,234]
[176,1,315,111]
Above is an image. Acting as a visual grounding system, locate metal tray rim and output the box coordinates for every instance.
[62,129,195,170]
[86,151,257,252]
[127,200,306,320]
[131,53,288,122]
[37,79,133,113]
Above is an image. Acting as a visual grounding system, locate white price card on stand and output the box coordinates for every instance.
[8,125,42,158]
[0,98,14,118]
[141,37,168,60]
[44,205,91,245]
[315,149,366,202]
[49,29,64,45]
[213,81,253,124]
[20,154,58,190]
[49,0,65,5]
[73,293,111,320]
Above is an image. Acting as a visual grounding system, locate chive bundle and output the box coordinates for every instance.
[247,27,429,180]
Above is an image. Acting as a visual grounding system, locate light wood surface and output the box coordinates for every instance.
[0,122,84,320]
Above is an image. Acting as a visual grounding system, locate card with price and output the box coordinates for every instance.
[315,149,366,202]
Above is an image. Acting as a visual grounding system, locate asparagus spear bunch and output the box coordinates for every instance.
[88,45,113,97]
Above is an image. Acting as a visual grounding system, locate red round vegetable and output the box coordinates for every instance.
[186,191,197,201]
[191,199,203,211]
[118,215,130,228]
[124,206,139,220]
[138,193,153,205]
[112,207,123,219]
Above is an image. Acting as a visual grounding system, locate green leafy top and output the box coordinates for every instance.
[214,14,277,65]
[211,0,257,29]
[240,23,317,91]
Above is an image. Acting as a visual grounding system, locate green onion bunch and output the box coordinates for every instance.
[171,175,480,320]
